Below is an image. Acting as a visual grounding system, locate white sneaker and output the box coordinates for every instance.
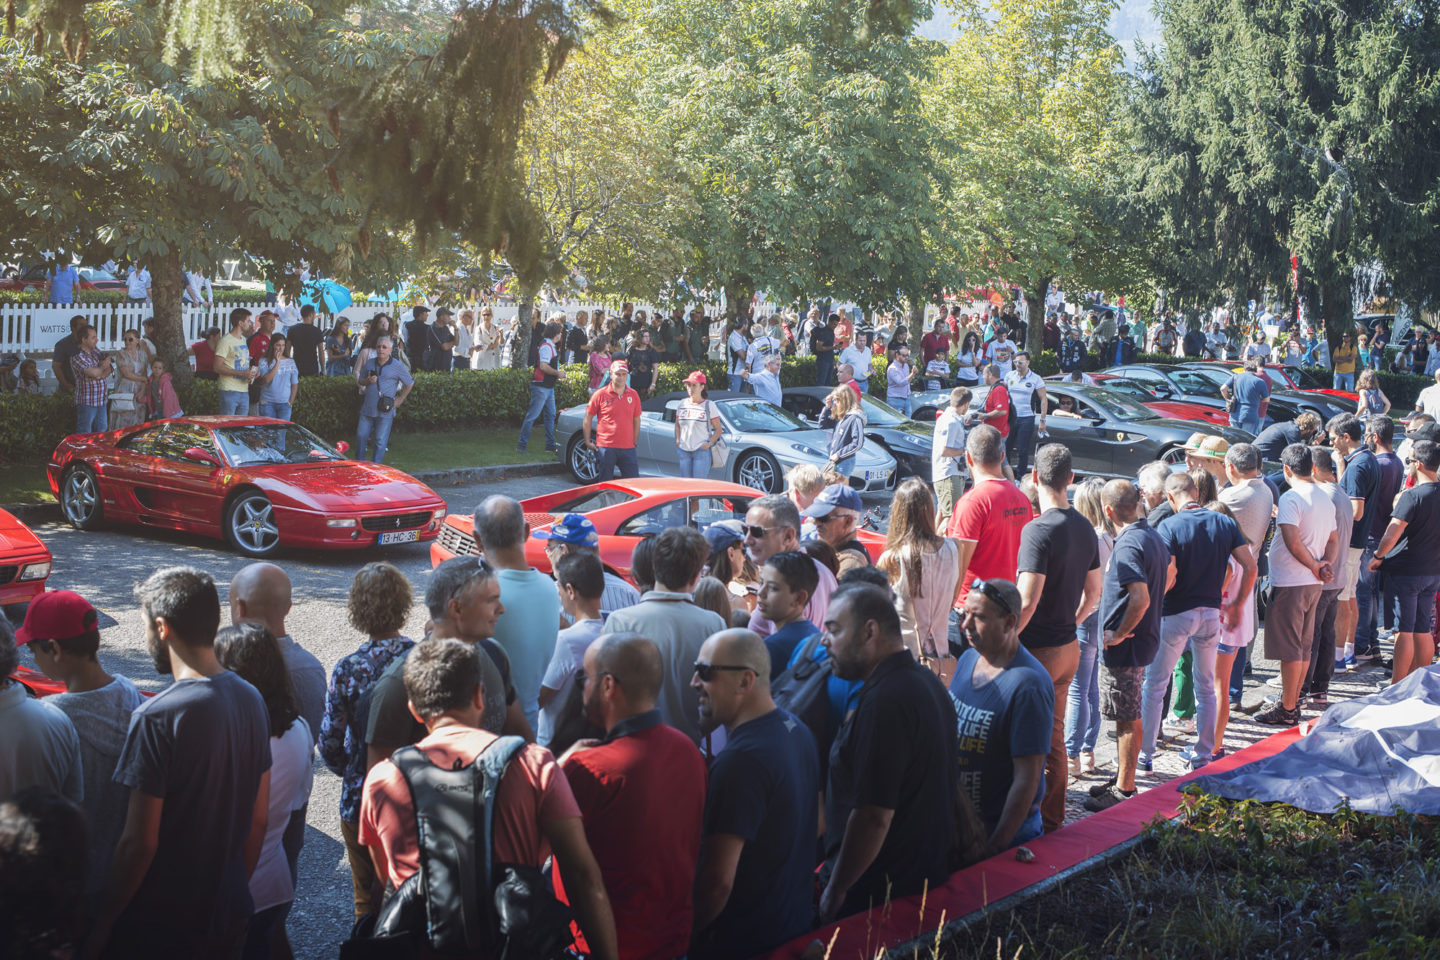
[1265,675,1284,688]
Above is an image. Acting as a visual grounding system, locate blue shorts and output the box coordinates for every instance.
[1217,642,1246,656]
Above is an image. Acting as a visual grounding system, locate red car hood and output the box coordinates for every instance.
[0,508,48,556]
[246,461,443,513]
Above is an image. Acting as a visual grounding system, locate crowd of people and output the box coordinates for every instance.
[6,390,1439,958]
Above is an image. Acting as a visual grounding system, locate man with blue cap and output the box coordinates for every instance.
[532,513,641,622]
[802,484,871,576]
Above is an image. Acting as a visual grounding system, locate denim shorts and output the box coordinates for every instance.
[1388,572,1440,633]
[1217,642,1246,656]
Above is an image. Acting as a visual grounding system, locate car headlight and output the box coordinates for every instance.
[326,518,357,528]
[18,561,50,581]
[433,508,447,519]
[789,443,822,457]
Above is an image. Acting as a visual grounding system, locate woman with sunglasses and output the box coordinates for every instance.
[1333,332,1357,390]
[111,327,149,428]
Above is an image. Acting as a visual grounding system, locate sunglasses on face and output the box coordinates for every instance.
[744,525,776,539]
[693,662,752,682]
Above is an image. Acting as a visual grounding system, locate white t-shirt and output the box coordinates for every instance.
[839,345,873,383]
[727,330,749,375]
[250,718,314,912]
[745,336,782,373]
[537,618,604,747]
[986,338,1016,377]
[1245,342,1272,361]
[932,406,967,482]
[1268,481,1336,588]
[925,358,950,389]
[676,398,721,450]
[125,267,150,299]
[1417,383,1440,419]
[1005,370,1045,418]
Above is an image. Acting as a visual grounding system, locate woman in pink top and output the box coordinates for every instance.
[588,333,613,390]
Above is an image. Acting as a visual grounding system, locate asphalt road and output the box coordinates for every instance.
[4,471,893,960]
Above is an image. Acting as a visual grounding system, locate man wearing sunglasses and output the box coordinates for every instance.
[743,495,838,637]
[690,629,819,960]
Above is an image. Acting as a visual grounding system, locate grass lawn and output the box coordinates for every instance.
[938,791,1440,958]
[0,462,54,505]
[383,427,556,475]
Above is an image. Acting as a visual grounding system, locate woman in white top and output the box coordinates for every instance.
[453,310,477,370]
[1065,479,1114,775]
[1244,330,1271,362]
[954,331,983,385]
[878,477,960,684]
[215,623,314,960]
[674,371,723,478]
[474,307,503,369]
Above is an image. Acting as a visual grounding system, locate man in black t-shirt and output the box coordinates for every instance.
[1372,440,1440,682]
[1015,444,1101,832]
[811,315,837,386]
[1331,415,1379,664]
[690,629,818,960]
[820,585,960,921]
[403,305,430,365]
[287,304,325,376]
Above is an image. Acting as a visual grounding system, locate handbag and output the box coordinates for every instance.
[710,438,729,469]
[108,390,136,412]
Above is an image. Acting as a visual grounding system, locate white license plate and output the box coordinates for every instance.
[865,468,892,482]
[378,530,419,545]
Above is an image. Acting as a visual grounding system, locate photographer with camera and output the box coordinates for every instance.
[355,335,413,463]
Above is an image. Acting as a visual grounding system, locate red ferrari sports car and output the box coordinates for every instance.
[1185,359,1359,402]
[1061,373,1232,427]
[431,477,886,581]
[0,508,52,608]
[49,416,446,558]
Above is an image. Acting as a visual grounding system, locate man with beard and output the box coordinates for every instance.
[559,632,706,960]
[85,567,271,960]
[819,584,958,922]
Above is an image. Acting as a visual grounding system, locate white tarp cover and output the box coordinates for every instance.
[1194,666,1440,815]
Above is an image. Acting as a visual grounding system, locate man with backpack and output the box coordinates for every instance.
[359,636,618,960]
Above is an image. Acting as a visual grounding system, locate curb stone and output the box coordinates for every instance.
[1,460,566,522]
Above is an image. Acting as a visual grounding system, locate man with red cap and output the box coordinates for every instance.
[17,589,143,909]
[583,359,643,480]
[0,595,83,804]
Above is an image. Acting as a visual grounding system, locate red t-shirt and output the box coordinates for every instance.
[920,332,951,365]
[983,382,1011,438]
[561,719,706,960]
[248,332,271,364]
[835,321,852,350]
[949,477,1033,610]
[358,726,581,892]
[586,385,642,448]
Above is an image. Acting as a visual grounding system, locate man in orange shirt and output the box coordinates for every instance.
[834,310,853,352]
[583,361,643,480]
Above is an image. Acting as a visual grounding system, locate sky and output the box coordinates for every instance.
[918,0,1161,55]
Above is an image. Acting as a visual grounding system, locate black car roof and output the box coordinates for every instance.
[640,390,749,412]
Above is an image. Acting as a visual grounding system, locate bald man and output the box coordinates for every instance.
[228,562,326,741]
[690,629,820,960]
[560,634,706,960]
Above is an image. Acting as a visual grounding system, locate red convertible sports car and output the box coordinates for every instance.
[49,416,446,558]
[1063,373,1233,427]
[0,508,52,608]
[431,477,886,581]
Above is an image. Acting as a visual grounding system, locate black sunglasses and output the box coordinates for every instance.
[744,524,776,539]
[693,662,752,682]
[971,578,1013,615]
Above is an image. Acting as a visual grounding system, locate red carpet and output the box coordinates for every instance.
[761,725,1305,960]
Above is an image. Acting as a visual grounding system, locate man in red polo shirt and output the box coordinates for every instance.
[583,361,642,480]
[560,632,706,960]
[949,424,1032,616]
[980,363,1010,440]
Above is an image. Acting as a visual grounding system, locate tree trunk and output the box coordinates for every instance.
[907,297,925,345]
[723,282,753,328]
[1319,273,1353,351]
[151,252,190,391]
[1025,276,1051,357]
[512,293,536,369]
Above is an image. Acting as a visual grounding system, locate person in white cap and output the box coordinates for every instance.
[675,371,724,478]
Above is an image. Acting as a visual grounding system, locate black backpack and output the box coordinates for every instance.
[771,633,838,771]
[349,736,574,959]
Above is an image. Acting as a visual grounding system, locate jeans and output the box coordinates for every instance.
[728,373,744,393]
[1333,372,1355,390]
[1230,415,1262,435]
[855,379,869,394]
[1141,607,1221,762]
[889,394,912,416]
[677,447,710,478]
[356,413,396,462]
[517,384,556,450]
[834,454,856,477]
[1355,542,1380,655]
[75,403,107,434]
[1064,614,1102,756]
[1008,415,1038,475]
[218,389,249,415]
[259,401,292,420]
[596,445,639,480]
[816,354,834,387]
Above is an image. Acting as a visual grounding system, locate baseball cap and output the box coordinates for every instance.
[530,513,599,547]
[703,520,744,554]
[611,361,629,374]
[1406,421,1440,444]
[16,590,98,645]
[684,370,707,385]
[436,307,453,317]
[800,483,865,518]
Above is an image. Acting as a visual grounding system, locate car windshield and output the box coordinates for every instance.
[719,399,809,433]
[858,396,908,426]
[79,267,117,282]
[1074,388,1155,420]
[549,488,638,514]
[213,424,344,466]
[1170,368,1227,396]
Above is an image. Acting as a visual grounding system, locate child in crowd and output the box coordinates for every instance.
[144,358,184,420]
[17,358,43,394]
[925,348,951,391]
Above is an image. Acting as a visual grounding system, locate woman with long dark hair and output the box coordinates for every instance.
[214,623,313,960]
[955,331,982,386]
[878,477,960,681]
[325,317,353,377]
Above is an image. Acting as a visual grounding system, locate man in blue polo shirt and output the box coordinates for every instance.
[1221,358,1270,434]
[355,335,413,463]
[47,261,81,303]
[1085,479,1168,811]
[1140,472,1255,771]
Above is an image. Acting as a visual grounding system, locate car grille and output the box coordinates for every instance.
[360,511,432,532]
[437,522,480,556]
[0,566,15,585]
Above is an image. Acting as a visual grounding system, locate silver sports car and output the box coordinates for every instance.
[555,390,898,494]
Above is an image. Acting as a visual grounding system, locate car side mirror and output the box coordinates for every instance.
[184,447,220,467]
